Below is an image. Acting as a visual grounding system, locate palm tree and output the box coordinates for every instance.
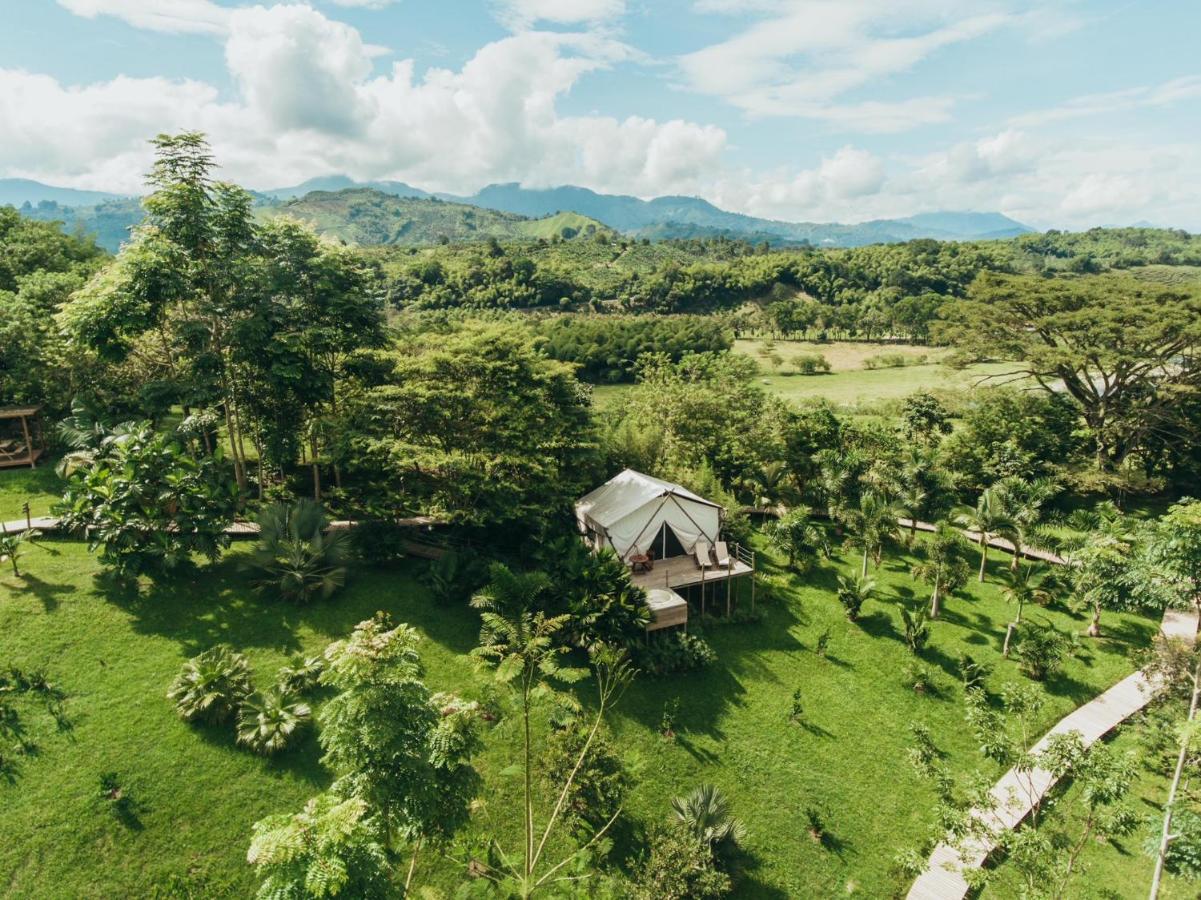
[236,685,311,755]
[167,644,254,723]
[895,483,928,548]
[671,783,746,861]
[996,477,1059,571]
[749,460,791,513]
[768,508,824,572]
[470,565,584,892]
[250,500,348,604]
[956,488,1017,582]
[843,491,898,577]
[910,524,971,618]
[1000,564,1059,656]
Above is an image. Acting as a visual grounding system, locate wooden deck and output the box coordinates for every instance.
[907,607,1200,900]
[630,554,752,592]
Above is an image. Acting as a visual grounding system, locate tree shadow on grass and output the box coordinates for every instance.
[97,555,482,661]
[14,572,74,613]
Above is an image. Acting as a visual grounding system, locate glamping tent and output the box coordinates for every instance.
[575,469,722,563]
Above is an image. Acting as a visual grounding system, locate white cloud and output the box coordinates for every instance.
[224,5,376,135]
[679,1,1021,129]
[56,0,230,34]
[5,5,722,199]
[1010,74,1201,127]
[494,0,626,28]
[327,0,399,7]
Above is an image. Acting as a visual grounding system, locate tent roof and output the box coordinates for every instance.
[575,468,719,529]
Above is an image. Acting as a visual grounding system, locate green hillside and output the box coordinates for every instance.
[260,188,610,246]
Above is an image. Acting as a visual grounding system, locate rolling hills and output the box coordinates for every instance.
[0,176,1043,252]
[263,189,608,246]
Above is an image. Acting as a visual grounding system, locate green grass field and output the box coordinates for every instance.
[0,529,1159,897]
[0,464,63,523]
[592,356,1018,412]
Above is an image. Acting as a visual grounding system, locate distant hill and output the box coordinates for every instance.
[264,188,609,246]
[262,176,430,201]
[890,211,1030,239]
[0,178,126,208]
[448,183,1033,246]
[0,175,1037,251]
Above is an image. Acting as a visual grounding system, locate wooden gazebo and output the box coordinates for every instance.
[0,406,46,469]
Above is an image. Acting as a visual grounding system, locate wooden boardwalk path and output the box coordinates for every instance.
[907,608,1200,900]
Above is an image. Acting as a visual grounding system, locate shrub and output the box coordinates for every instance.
[636,824,732,899]
[637,632,716,675]
[660,696,680,740]
[793,353,831,375]
[901,606,931,655]
[250,500,349,604]
[957,652,991,691]
[236,685,312,755]
[275,654,325,694]
[57,422,239,580]
[427,550,486,605]
[814,628,832,656]
[836,573,874,621]
[1016,621,1072,680]
[97,771,141,826]
[904,660,934,694]
[789,687,804,722]
[167,645,253,724]
[671,783,746,865]
[542,719,630,831]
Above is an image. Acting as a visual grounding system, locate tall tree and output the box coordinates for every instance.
[471,569,634,897]
[938,272,1201,471]
[910,524,971,618]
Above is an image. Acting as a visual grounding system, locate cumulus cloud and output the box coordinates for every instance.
[4,4,722,198]
[717,146,888,221]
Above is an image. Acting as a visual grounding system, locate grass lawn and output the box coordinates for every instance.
[734,339,948,373]
[591,359,1017,412]
[0,534,1158,898]
[0,464,63,523]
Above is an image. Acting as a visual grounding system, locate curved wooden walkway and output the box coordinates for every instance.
[907,607,1200,900]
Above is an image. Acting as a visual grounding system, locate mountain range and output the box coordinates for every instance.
[4,175,1034,252]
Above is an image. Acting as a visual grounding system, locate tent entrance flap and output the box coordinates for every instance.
[654,522,688,560]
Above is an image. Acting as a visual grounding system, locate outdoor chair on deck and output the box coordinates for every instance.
[693,541,713,569]
[713,541,731,568]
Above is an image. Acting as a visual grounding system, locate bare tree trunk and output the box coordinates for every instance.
[979,536,988,582]
[1150,660,1201,900]
[930,583,941,618]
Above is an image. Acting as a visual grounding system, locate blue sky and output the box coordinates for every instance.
[2,0,1199,228]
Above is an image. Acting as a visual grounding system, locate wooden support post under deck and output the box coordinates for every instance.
[19,415,34,469]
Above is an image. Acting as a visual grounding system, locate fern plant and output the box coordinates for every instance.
[250,500,348,604]
[167,644,253,724]
[237,685,311,755]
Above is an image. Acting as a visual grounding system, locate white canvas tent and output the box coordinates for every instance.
[575,469,722,563]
